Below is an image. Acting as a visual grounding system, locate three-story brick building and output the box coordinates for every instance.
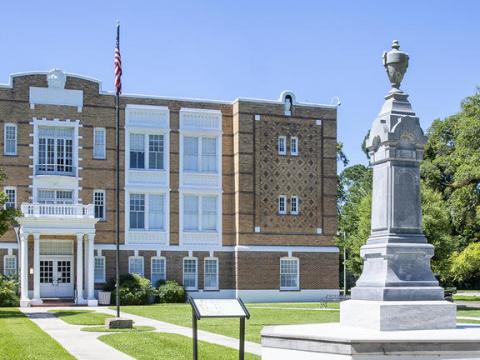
[0,69,339,306]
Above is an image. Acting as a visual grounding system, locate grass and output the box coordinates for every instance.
[99,332,259,360]
[81,325,155,333]
[0,308,74,360]
[115,303,340,343]
[454,295,480,301]
[457,308,480,318]
[248,302,339,309]
[48,310,112,325]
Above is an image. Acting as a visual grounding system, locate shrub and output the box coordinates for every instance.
[103,273,156,305]
[158,280,186,303]
[0,275,19,307]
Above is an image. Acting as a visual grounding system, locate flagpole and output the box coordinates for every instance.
[115,20,121,318]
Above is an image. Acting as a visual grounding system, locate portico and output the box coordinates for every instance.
[17,203,98,306]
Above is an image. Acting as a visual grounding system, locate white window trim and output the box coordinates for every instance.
[128,256,145,276]
[93,127,106,159]
[181,193,220,233]
[94,255,106,283]
[203,257,219,291]
[127,132,167,171]
[4,123,17,156]
[291,196,299,215]
[3,255,17,276]
[181,135,220,174]
[183,257,198,290]
[278,136,286,155]
[150,256,166,285]
[3,186,16,210]
[280,257,300,291]
[127,192,166,231]
[93,189,106,221]
[278,195,287,215]
[291,136,299,156]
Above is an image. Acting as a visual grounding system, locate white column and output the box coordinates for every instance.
[19,233,30,307]
[31,233,42,305]
[86,233,97,306]
[76,233,86,304]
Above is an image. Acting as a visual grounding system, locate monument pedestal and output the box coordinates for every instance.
[261,323,480,360]
[340,300,456,331]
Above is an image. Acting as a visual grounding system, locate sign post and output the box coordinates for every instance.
[189,297,250,360]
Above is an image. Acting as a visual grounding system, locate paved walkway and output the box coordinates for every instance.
[20,307,133,360]
[20,306,262,359]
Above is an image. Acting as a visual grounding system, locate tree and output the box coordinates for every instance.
[0,169,20,236]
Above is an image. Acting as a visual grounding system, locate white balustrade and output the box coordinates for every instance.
[21,203,94,218]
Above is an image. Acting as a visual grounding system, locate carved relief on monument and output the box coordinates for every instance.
[254,115,322,233]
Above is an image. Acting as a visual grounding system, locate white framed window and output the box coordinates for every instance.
[204,258,219,290]
[183,195,218,232]
[129,256,144,276]
[4,187,16,210]
[129,133,165,170]
[291,196,299,215]
[183,257,198,290]
[278,195,287,215]
[290,136,299,156]
[129,134,145,169]
[37,189,73,204]
[183,136,218,173]
[148,194,164,230]
[37,126,74,175]
[151,257,166,286]
[278,136,286,155]
[3,255,17,276]
[148,134,165,170]
[129,194,145,229]
[280,257,299,290]
[93,127,106,159]
[93,190,106,220]
[94,256,106,283]
[4,123,17,155]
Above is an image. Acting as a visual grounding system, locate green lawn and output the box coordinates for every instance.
[248,302,339,309]
[99,332,259,360]
[81,325,155,333]
[0,308,74,360]
[115,303,340,343]
[454,295,480,301]
[49,310,112,325]
[457,308,480,318]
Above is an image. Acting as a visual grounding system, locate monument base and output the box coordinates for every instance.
[261,323,480,360]
[340,300,456,331]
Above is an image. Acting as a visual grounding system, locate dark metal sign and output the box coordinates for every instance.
[189,297,250,360]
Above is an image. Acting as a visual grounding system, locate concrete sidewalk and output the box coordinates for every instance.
[21,305,262,359]
[20,307,133,360]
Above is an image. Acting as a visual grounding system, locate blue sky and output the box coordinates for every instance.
[1,1,478,166]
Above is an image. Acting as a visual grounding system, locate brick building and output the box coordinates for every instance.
[0,69,339,306]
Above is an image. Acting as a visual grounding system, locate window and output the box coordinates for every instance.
[37,189,73,204]
[4,187,16,209]
[93,128,106,159]
[183,136,218,172]
[4,124,17,155]
[278,195,286,215]
[128,256,144,276]
[148,135,164,170]
[94,256,106,283]
[278,136,286,155]
[183,195,218,232]
[151,257,166,286]
[291,136,299,156]
[183,258,198,290]
[204,258,218,290]
[129,194,145,229]
[148,194,164,230]
[129,134,145,169]
[37,127,74,175]
[280,257,299,290]
[291,196,299,215]
[94,190,106,220]
[3,255,16,276]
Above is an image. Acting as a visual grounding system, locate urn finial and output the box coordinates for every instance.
[383,40,409,91]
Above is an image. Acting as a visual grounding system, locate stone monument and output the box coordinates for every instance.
[261,41,480,360]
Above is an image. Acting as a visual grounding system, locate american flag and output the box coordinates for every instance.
[114,23,122,95]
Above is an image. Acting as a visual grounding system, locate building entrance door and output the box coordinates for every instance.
[39,256,74,298]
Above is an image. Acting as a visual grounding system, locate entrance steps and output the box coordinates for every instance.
[32,298,76,307]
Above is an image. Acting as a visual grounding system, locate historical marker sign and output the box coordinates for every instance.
[189,297,250,360]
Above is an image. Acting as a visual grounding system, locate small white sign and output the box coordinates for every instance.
[193,299,247,318]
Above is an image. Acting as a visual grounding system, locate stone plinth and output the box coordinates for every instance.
[105,317,133,329]
[340,300,456,331]
[261,323,480,360]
